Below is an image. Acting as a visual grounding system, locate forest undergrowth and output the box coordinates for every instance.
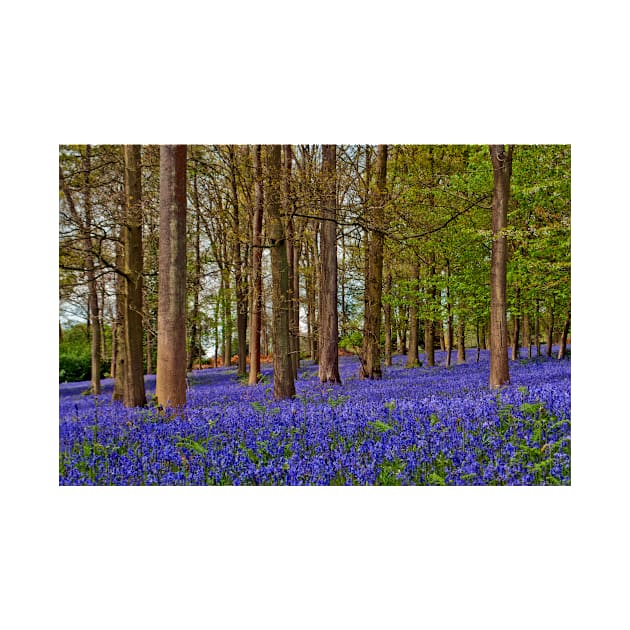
[59,348,570,486]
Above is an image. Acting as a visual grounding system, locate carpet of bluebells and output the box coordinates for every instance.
[59,348,570,485]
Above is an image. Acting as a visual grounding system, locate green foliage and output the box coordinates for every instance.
[339,330,362,352]
[376,458,406,485]
[59,323,110,382]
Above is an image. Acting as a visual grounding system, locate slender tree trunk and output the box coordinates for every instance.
[112,237,125,401]
[248,145,263,385]
[384,273,393,367]
[360,144,387,380]
[557,309,571,360]
[405,264,420,368]
[398,307,407,355]
[214,295,220,367]
[318,144,341,384]
[488,144,513,388]
[122,145,146,407]
[523,312,532,359]
[445,265,453,368]
[228,145,249,377]
[265,145,295,399]
[292,231,301,369]
[283,145,298,381]
[457,318,466,364]
[156,145,188,409]
[188,161,202,371]
[475,321,481,363]
[425,258,436,367]
[146,329,153,375]
[511,286,521,362]
[546,308,555,357]
[100,282,107,365]
[80,145,101,394]
[221,269,233,368]
[534,300,540,357]
[425,319,435,367]
[306,236,319,362]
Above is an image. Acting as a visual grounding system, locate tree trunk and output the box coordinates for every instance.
[112,237,125,401]
[445,264,453,368]
[306,236,318,362]
[188,161,202,371]
[425,258,436,367]
[283,145,298,381]
[546,308,555,357]
[156,145,188,409]
[360,144,387,380]
[228,145,249,377]
[425,319,435,367]
[82,145,101,394]
[221,269,233,368]
[457,318,466,364]
[534,300,540,357]
[523,312,531,359]
[266,145,295,400]
[146,329,153,375]
[475,321,481,363]
[318,144,341,384]
[122,145,146,407]
[248,145,264,385]
[488,144,512,388]
[405,265,420,368]
[557,309,571,360]
[384,273,393,367]
[511,287,521,362]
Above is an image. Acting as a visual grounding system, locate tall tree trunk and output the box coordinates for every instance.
[265,145,295,399]
[146,328,153,375]
[398,309,407,355]
[384,272,393,367]
[318,145,341,384]
[523,312,531,359]
[112,237,125,401]
[81,145,101,394]
[283,145,298,381]
[425,258,436,367]
[306,235,319,362]
[214,295,220,367]
[122,145,147,407]
[510,286,521,362]
[221,268,233,368]
[546,307,555,357]
[228,145,249,377]
[405,264,420,368]
[475,321,481,363]
[188,159,201,371]
[360,144,387,380]
[156,145,188,409]
[457,318,466,364]
[488,144,513,388]
[445,263,453,368]
[292,230,301,369]
[557,309,571,360]
[248,145,264,385]
[534,300,540,357]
